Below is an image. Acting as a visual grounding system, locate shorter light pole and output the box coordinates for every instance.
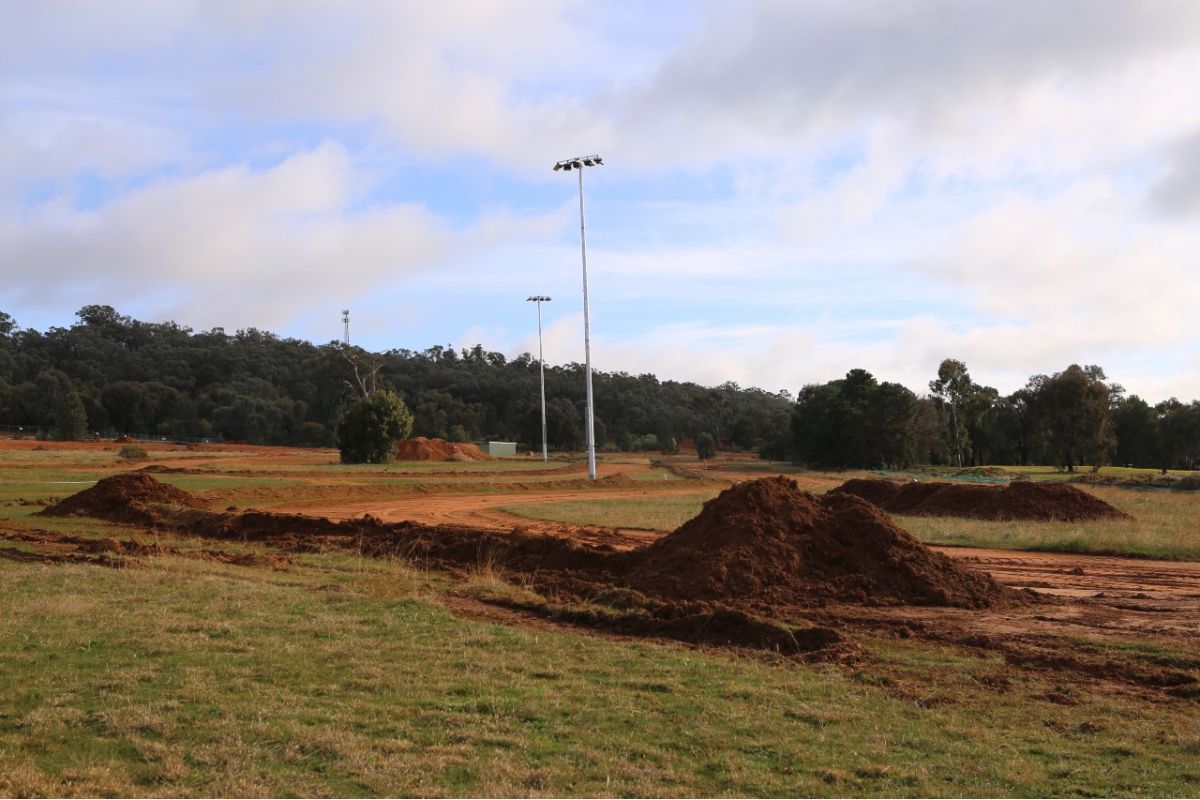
[527,295,551,461]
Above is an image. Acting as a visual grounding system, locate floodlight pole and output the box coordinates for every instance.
[577,166,597,481]
[553,155,602,481]
[527,296,551,461]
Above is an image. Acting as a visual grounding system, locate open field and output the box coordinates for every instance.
[2,439,1200,796]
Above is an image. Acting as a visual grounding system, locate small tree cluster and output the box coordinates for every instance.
[336,390,414,464]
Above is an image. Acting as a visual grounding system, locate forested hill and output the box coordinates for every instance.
[0,306,792,451]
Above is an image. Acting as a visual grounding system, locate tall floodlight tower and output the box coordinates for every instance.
[526,296,552,461]
[552,154,602,480]
[342,310,350,346]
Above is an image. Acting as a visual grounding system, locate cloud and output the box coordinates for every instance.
[3,1,1200,406]
[1147,129,1200,218]
[0,143,449,330]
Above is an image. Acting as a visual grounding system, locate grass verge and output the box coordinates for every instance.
[3,552,1200,796]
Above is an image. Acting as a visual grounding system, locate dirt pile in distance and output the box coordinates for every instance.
[393,437,492,462]
[40,472,208,525]
[831,478,1129,521]
[623,476,1016,608]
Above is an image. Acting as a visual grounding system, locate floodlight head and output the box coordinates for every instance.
[554,155,603,172]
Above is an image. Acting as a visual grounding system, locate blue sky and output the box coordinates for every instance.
[3,1,1200,401]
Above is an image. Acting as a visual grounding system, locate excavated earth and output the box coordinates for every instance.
[39,472,208,525]
[622,476,1019,609]
[23,473,1200,696]
[830,477,1129,521]
[393,437,491,462]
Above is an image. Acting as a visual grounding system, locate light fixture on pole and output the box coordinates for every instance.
[552,154,602,480]
[526,295,551,462]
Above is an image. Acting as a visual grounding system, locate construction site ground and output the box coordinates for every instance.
[2,438,1199,796]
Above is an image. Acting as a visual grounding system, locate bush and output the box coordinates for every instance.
[336,390,414,464]
[630,433,660,451]
[696,432,716,461]
[117,444,149,460]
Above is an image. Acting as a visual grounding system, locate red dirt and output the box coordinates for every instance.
[39,472,208,525]
[830,478,1129,521]
[624,477,1018,609]
[393,437,492,462]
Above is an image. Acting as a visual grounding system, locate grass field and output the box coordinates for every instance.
[898,486,1200,561]
[4,550,1200,797]
[503,494,713,531]
[507,477,1200,562]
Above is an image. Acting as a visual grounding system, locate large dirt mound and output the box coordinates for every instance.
[394,437,492,462]
[623,477,1015,608]
[831,478,1128,521]
[40,472,207,525]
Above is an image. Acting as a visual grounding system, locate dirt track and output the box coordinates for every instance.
[276,487,1200,628]
[274,486,698,549]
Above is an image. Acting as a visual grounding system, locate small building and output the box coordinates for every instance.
[477,441,517,457]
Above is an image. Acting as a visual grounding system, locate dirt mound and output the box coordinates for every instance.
[623,477,1015,608]
[138,464,190,474]
[394,437,492,462]
[832,478,1128,521]
[40,472,208,525]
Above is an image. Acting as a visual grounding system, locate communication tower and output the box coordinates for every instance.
[342,309,350,346]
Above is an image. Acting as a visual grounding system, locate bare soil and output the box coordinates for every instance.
[394,437,491,462]
[831,477,1128,521]
[623,476,1019,609]
[39,472,208,525]
[13,468,1200,698]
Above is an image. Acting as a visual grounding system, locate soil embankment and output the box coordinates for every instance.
[394,437,491,462]
[831,478,1128,521]
[625,476,1017,609]
[40,472,208,525]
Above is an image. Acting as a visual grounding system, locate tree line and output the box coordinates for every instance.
[0,306,791,453]
[3,307,1195,470]
[781,358,1200,473]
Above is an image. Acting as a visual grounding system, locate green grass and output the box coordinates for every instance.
[3,553,1200,796]
[898,485,1200,561]
[504,494,711,531]
[500,480,1200,562]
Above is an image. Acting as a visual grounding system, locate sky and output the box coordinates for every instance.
[2,1,1200,401]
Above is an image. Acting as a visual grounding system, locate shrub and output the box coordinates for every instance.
[117,444,149,460]
[336,390,414,464]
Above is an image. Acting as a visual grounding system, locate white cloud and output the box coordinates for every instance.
[0,143,448,329]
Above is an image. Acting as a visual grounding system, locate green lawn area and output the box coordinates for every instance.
[504,494,711,531]
[3,551,1200,797]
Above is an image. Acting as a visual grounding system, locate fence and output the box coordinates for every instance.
[0,423,218,446]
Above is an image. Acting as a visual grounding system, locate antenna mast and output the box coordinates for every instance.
[342,309,350,346]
